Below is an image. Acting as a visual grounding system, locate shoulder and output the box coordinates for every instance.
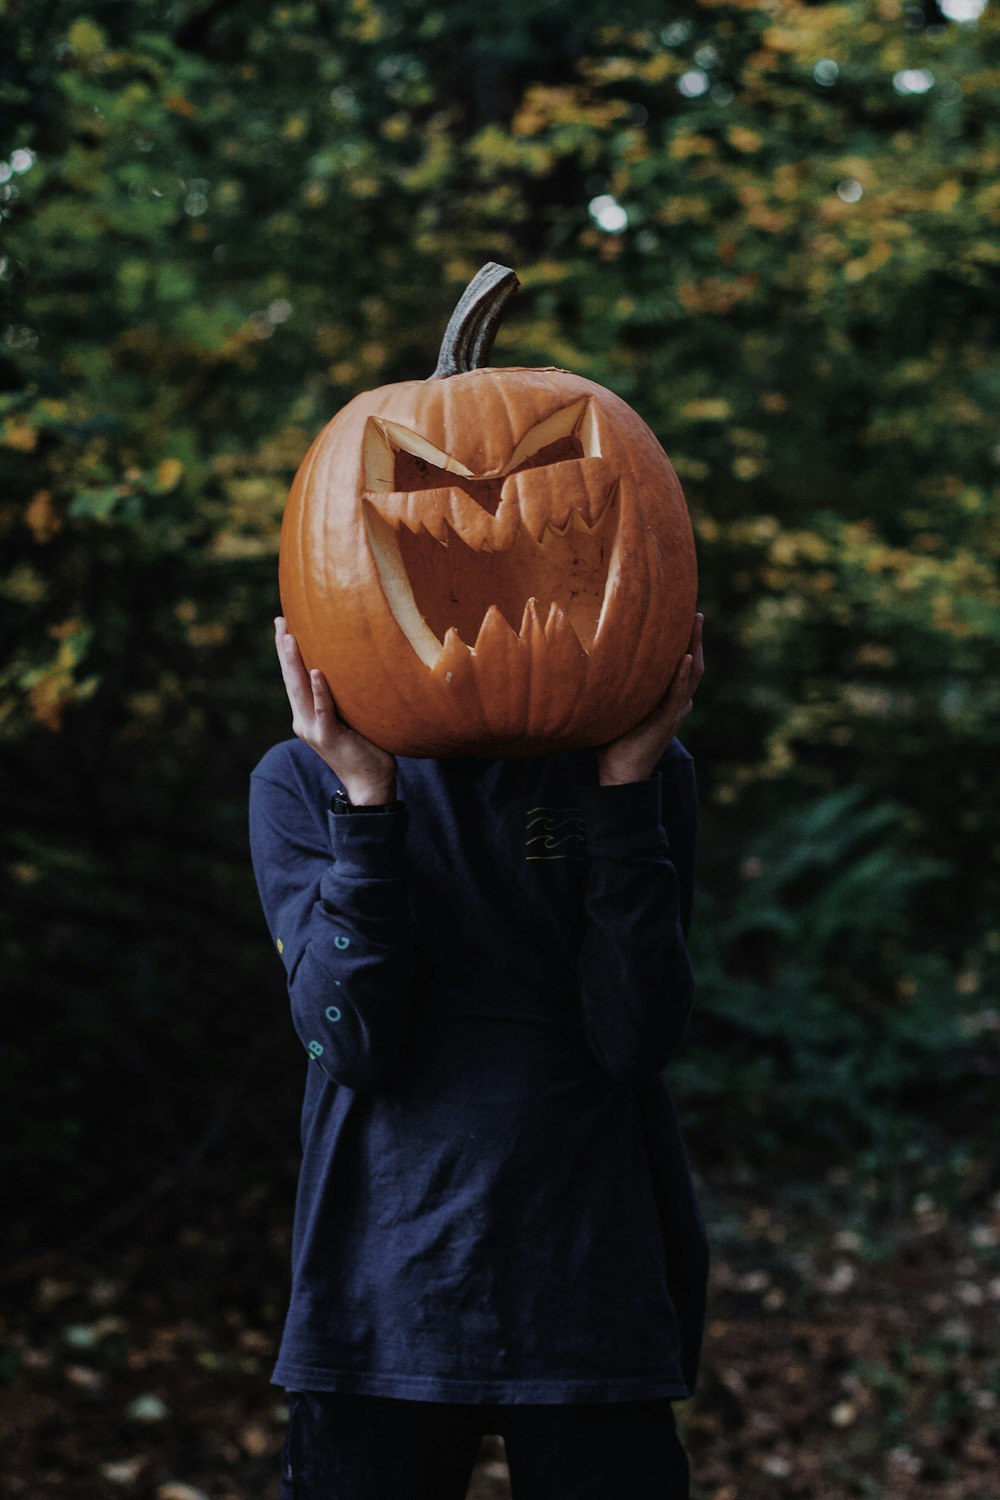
[248,740,343,855]
[250,737,296,786]
[250,737,339,800]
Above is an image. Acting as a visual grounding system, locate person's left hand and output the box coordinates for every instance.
[596,612,704,786]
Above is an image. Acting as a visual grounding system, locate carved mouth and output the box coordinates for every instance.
[361,399,620,668]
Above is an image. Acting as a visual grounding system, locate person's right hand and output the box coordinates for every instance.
[274,616,397,805]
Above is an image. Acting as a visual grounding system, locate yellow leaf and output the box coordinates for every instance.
[669,133,716,160]
[67,18,107,58]
[678,275,758,313]
[3,420,37,452]
[932,179,961,212]
[5,563,47,603]
[25,490,62,543]
[154,458,184,492]
[680,399,731,421]
[728,127,762,153]
[671,456,711,481]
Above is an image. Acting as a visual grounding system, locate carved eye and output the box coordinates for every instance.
[394,435,585,516]
[362,397,599,499]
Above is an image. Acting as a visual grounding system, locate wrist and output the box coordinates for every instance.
[342,779,397,807]
[597,757,653,787]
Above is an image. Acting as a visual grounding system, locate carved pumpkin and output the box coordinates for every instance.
[278,263,697,757]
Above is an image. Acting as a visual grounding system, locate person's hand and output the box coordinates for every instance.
[274,617,397,805]
[596,612,704,787]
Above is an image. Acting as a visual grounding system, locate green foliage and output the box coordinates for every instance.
[1,0,997,1220]
[680,786,969,1157]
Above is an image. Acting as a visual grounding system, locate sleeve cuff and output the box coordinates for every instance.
[576,773,668,855]
[330,792,403,815]
[326,802,409,874]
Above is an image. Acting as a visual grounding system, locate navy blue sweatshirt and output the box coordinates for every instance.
[248,736,709,1403]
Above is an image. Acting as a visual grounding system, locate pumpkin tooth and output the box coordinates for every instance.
[363,493,404,530]
[472,603,521,658]
[543,600,588,659]
[544,601,565,638]
[539,510,577,542]
[431,625,472,677]
[446,491,494,551]
[521,490,572,543]
[518,597,544,642]
[488,495,520,552]
[405,493,452,542]
[420,511,450,545]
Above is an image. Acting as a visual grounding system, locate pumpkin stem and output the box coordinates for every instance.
[431,262,520,379]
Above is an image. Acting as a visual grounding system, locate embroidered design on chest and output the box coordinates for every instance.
[525,806,585,861]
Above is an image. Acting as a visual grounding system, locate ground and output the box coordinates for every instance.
[3,1158,998,1499]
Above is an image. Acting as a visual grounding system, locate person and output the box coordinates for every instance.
[249,610,707,1500]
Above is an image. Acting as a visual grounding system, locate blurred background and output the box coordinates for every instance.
[2,0,998,1495]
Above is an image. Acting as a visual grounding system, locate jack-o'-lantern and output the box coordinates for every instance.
[278,263,697,757]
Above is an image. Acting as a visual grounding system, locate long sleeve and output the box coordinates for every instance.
[574,748,698,1082]
[248,769,418,1091]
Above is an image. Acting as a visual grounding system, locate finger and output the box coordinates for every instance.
[309,667,340,726]
[683,612,707,687]
[655,654,692,722]
[689,613,705,688]
[275,624,314,720]
[669,653,693,701]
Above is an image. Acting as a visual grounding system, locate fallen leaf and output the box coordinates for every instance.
[101,1458,146,1485]
[240,1423,269,1457]
[126,1393,171,1422]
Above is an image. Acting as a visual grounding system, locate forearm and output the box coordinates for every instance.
[575,775,695,1082]
[289,812,416,1089]
[249,772,418,1091]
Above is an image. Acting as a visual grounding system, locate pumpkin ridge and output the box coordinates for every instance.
[289,433,324,678]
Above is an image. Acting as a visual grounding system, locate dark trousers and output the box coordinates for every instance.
[280,1389,690,1500]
